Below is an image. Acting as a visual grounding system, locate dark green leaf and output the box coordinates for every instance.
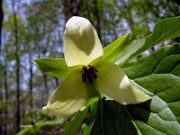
[122,44,180,134]
[81,100,99,135]
[90,99,137,135]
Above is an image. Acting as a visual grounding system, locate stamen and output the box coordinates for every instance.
[81,65,98,84]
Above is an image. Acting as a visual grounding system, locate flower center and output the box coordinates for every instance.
[81,65,98,84]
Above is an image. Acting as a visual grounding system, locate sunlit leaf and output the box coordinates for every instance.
[116,16,180,64]
[103,32,130,62]
[33,58,71,79]
[122,44,180,79]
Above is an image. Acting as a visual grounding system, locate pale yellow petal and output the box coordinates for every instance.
[43,69,90,117]
[64,16,103,67]
[94,62,151,105]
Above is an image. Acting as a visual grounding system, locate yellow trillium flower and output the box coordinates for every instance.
[43,16,151,117]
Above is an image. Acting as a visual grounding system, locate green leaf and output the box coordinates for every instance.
[115,38,145,65]
[116,16,180,64]
[60,107,90,135]
[122,44,180,79]
[60,97,99,135]
[81,98,99,135]
[122,44,180,134]
[103,32,130,62]
[33,58,70,79]
[17,118,63,135]
[90,99,137,135]
[128,75,180,135]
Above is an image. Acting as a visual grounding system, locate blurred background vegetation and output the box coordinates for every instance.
[0,0,179,134]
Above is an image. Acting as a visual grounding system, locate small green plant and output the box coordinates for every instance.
[33,16,180,135]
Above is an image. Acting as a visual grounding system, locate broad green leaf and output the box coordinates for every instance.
[116,16,180,64]
[128,75,180,135]
[122,44,180,134]
[122,44,180,79]
[33,58,71,79]
[90,99,137,135]
[103,32,130,62]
